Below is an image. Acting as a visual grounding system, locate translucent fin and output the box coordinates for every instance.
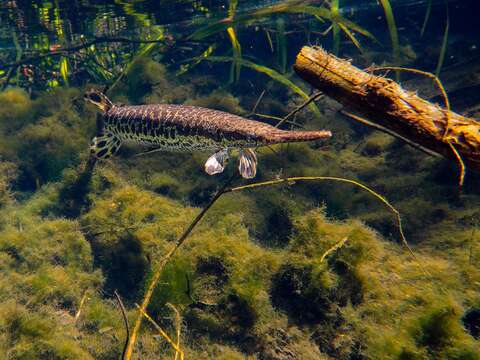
[205,149,229,175]
[238,148,257,179]
[90,132,121,159]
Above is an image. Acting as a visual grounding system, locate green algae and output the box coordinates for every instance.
[0,51,479,359]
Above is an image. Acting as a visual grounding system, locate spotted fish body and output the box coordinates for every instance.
[104,104,331,151]
[85,90,332,178]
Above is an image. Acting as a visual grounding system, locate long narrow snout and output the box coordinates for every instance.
[264,129,332,144]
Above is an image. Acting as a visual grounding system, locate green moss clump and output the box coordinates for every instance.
[0,88,34,133]
[15,115,86,185]
[415,302,468,350]
[0,161,17,208]
[270,262,334,324]
[124,58,194,105]
[184,89,245,114]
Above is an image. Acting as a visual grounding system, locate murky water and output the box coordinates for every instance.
[0,1,479,359]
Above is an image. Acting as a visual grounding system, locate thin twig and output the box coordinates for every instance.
[340,110,441,158]
[114,290,130,360]
[74,290,89,323]
[166,303,182,360]
[253,113,303,128]
[134,304,184,358]
[275,91,323,129]
[447,141,466,187]
[125,172,424,358]
[320,237,349,262]
[250,90,266,115]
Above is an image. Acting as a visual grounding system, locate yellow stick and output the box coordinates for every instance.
[320,237,349,263]
[135,304,184,357]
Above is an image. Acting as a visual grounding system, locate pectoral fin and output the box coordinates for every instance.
[205,149,229,175]
[238,148,257,179]
[90,132,121,159]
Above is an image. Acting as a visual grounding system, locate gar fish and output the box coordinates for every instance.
[84,89,331,178]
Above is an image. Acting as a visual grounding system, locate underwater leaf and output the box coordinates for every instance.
[421,0,433,36]
[190,1,375,44]
[338,23,362,51]
[435,3,450,76]
[60,57,69,86]
[227,0,242,83]
[228,0,238,18]
[206,56,321,116]
[379,0,400,65]
[227,27,242,82]
[177,44,217,76]
[331,0,341,55]
[189,21,231,41]
[276,17,287,73]
[286,5,375,40]
[137,26,165,58]
[108,25,166,92]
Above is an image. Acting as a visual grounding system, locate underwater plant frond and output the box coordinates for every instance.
[204,56,321,116]
[434,1,450,77]
[177,44,217,76]
[421,0,433,36]
[227,0,242,83]
[189,1,375,45]
[331,0,340,55]
[378,0,400,69]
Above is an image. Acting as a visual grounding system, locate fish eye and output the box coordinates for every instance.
[89,92,102,103]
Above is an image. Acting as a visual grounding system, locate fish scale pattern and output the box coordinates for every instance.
[103,103,331,152]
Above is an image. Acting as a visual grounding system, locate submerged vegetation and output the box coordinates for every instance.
[0,0,479,359]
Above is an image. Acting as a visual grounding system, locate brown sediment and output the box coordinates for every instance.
[293,46,480,172]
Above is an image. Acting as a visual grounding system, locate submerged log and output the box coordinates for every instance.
[293,46,480,173]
